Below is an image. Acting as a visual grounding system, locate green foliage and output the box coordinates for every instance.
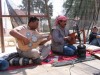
[63,0,96,19]
[19,0,53,16]
[63,0,100,30]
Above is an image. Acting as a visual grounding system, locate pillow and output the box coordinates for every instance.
[9,57,33,66]
[86,45,100,52]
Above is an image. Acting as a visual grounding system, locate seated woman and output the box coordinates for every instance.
[51,15,77,56]
[89,26,100,46]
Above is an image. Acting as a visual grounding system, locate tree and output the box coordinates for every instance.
[19,0,53,17]
[18,0,53,32]
[63,0,95,18]
[63,0,100,29]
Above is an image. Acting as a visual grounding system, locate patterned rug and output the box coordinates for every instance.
[3,51,93,71]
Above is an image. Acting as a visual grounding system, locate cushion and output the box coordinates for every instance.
[86,45,100,52]
[9,57,33,66]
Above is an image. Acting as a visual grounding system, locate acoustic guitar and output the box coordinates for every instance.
[16,30,48,51]
[67,30,85,45]
[67,32,76,45]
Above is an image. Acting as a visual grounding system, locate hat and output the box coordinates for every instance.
[55,15,68,25]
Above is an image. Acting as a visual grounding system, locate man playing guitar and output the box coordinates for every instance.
[9,16,51,64]
[51,15,77,56]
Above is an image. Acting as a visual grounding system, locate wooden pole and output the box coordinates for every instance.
[28,0,30,19]
[83,29,86,44]
[44,0,52,33]
[0,0,5,52]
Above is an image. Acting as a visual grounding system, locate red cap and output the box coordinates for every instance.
[55,15,68,25]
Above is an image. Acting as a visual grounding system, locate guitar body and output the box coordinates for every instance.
[67,30,85,45]
[17,39,43,51]
[16,30,43,51]
[68,32,76,45]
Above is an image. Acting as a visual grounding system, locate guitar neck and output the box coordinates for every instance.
[39,34,49,39]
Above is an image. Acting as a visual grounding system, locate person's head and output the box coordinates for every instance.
[55,15,68,28]
[28,16,39,30]
[91,26,98,33]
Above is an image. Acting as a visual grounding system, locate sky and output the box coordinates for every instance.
[49,0,65,18]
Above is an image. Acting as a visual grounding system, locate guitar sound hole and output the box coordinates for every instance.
[32,35,38,42]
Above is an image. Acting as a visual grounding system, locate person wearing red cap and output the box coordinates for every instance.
[51,15,77,56]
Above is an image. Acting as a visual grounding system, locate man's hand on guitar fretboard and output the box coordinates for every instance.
[64,32,77,45]
[39,35,51,45]
[47,34,52,41]
[64,36,71,41]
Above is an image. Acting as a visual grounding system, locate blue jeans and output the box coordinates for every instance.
[0,58,9,70]
[63,45,77,56]
[90,38,100,46]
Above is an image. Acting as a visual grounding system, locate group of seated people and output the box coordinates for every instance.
[0,15,100,70]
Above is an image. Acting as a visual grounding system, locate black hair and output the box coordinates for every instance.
[93,26,98,29]
[28,16,39,23]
